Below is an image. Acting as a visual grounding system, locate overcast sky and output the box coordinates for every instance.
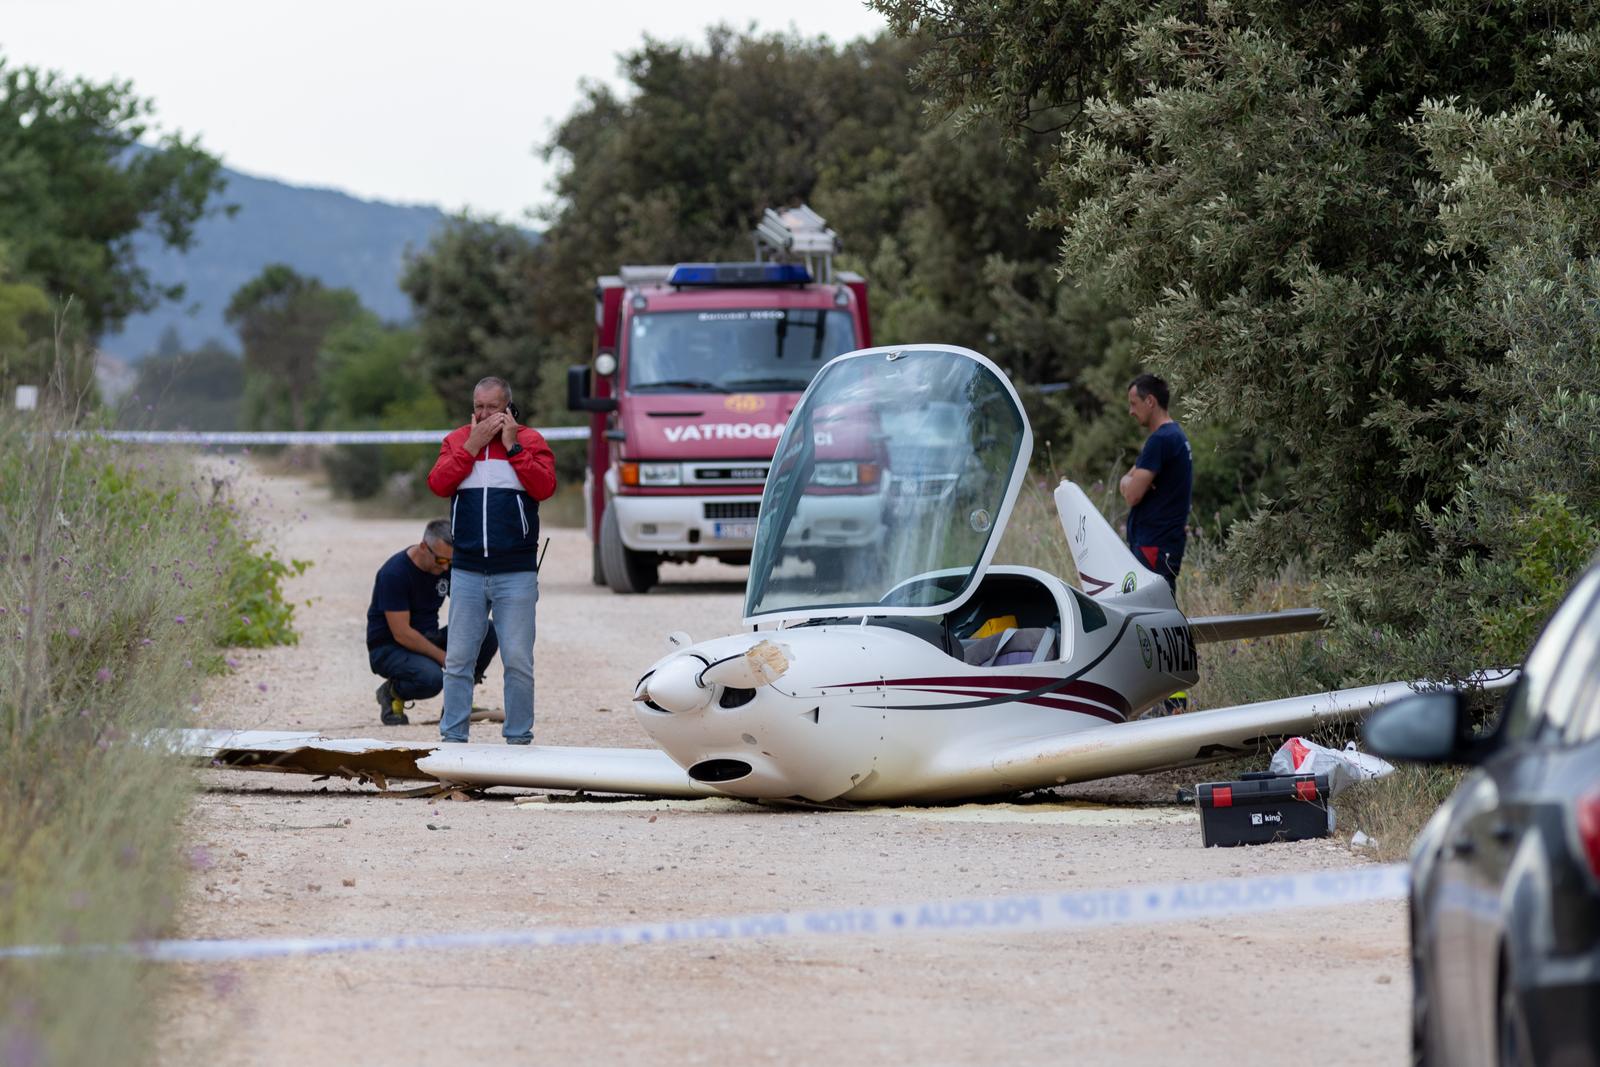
[3,0,890,220]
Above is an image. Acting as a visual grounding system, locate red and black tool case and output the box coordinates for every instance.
[1195,772,1331,847]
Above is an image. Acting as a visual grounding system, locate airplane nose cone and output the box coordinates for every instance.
[639,655,712,714]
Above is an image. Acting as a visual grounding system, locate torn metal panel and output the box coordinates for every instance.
[169,729,709,798]
[167,729,436,783]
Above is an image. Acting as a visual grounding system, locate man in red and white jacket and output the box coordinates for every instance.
[427,376,556,743]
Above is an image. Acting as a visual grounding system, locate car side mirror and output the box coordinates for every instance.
[567,364,617,413]
[1361,691,1476,764]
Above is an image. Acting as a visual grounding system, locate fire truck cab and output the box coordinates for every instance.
[568,207,879,593]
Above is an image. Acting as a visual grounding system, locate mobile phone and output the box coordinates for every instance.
[508,402,522,421]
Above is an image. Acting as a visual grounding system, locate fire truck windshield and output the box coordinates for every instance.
[627,309,857,393]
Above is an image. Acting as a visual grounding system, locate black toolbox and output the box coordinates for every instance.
[1195,772,1331,847]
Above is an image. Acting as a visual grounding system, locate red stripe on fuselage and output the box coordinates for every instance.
[1080,571,1112,594]
[901,688,1125,724]
[828,676,1131,716]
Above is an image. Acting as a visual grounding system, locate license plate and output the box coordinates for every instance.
[712,521,757,541]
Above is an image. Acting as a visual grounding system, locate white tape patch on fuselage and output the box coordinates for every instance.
[0,864,1408,963]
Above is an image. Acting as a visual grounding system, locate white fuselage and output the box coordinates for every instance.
[632,567,1198,803]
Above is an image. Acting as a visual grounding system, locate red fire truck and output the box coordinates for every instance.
[567,206,877,593]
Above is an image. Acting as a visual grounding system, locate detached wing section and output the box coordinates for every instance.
[911,671,1518,801]
[168,729,712,798]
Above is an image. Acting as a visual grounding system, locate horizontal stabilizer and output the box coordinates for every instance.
[1188,608,1327,643]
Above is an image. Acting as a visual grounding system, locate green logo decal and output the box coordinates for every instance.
[1137,624,1153,668]
[1121,571,1137,593]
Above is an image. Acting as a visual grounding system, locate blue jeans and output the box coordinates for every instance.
[442,568,537,743]
[369,626,498,701]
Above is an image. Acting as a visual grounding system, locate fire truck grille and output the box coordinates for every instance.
[704,502,760,520]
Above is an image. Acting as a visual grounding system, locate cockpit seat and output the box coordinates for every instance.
[960,626,1056,667]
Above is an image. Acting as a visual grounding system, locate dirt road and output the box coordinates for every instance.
[160,462,1408,1065]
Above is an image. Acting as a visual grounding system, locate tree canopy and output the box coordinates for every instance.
[874,0,1600,675]
[225,264,360,432]
[399,216,544,412]
[0,57,226,340]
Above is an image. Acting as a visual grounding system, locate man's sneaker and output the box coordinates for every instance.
[376,681,408,726]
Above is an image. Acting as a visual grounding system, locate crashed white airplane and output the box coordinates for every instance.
[180,344,1514,803]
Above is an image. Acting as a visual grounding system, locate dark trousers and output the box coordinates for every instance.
[369,625,498,701]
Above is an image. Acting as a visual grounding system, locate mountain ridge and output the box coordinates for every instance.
[105,165,482,361]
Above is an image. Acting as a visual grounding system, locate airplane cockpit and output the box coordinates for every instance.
[744,344,1073,668]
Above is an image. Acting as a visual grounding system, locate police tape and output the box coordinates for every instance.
[0,863,1408,963]
[78,427,591,445]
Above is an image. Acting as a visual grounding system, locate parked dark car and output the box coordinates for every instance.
[1363,559,1600,1066]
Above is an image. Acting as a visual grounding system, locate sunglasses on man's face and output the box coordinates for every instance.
[424,544,452,567]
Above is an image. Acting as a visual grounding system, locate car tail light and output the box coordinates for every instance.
[1578,789,1600,881]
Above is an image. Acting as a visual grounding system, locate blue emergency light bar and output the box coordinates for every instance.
[667,262,813,287]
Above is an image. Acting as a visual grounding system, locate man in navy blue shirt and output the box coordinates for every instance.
[367,519,499,725]
[1119,373,1192,593]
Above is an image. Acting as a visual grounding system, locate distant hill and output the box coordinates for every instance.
[103,165,456,361]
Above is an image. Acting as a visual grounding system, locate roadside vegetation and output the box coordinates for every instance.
[0,360,306,1063]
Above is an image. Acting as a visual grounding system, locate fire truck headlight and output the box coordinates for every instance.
[812,461,858,486]
[639,463,681,486]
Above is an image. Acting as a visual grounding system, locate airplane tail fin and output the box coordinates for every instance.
[1053,480,1168,601]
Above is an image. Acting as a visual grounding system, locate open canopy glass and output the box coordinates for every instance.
[743,345,1032,623]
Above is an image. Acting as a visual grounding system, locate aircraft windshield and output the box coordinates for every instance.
[744,347,1030,621]
[627,309,858,393]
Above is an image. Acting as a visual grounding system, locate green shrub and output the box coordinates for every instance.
[218,542,310,647]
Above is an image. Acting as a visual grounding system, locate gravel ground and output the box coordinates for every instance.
[158,460,1409,1066]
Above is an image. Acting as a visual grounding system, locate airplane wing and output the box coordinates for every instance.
[911,670,1520,801]
[168,729,714,798]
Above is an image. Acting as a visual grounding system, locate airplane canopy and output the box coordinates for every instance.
[743,345,1032,624]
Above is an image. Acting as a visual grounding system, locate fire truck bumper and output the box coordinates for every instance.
[611,492,884,555]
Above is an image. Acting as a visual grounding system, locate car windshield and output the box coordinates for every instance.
[627,309,857,393]
[744,346,1030,621]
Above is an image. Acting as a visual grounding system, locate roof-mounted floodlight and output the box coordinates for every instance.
[667,262,813,287]
[752,204,840,282]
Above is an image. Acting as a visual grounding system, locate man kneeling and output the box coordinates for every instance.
[367,519,498,725]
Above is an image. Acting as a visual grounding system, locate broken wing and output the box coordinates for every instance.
[168,729,714,798]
